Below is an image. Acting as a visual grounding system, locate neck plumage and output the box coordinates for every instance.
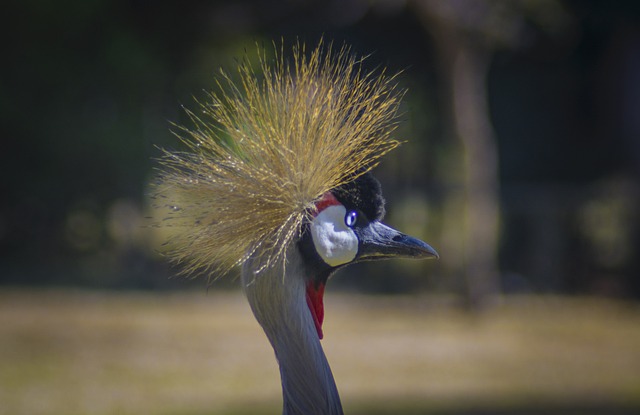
[241,249,343,415]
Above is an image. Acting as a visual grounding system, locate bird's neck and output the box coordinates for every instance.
[241,249,343,415]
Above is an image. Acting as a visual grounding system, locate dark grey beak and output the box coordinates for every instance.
[355,221,439,262]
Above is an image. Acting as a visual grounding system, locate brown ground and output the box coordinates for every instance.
[1,289,639,415]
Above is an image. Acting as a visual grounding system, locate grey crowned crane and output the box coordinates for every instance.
[156,41,438,415]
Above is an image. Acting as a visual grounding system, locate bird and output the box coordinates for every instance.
[155,40,438,415]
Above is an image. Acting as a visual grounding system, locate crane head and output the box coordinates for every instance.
[299,171,438,339]
[156,41,437,320]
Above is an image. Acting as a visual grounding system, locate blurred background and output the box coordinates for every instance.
[1,0,639,414]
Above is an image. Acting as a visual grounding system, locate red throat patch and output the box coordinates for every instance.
[305,281,325,339]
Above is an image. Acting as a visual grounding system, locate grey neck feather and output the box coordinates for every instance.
[241,247,344,415]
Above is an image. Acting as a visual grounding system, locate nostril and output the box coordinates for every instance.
[392,234,403,242]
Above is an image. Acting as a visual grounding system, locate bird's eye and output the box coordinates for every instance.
[345,210,357,228]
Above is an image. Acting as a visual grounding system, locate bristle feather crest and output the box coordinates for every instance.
[154,40,404,278]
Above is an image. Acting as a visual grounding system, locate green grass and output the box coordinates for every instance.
[0,289,639,414]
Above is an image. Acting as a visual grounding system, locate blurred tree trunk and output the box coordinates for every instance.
[452,45,501,307]
[411,0,571,306]
[412,0,502,307]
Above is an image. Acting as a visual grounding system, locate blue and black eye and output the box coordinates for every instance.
[345,210,358,228]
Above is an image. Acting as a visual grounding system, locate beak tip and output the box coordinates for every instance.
[421,243,439,260]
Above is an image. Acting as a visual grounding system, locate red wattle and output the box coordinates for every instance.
[305,281,325,339]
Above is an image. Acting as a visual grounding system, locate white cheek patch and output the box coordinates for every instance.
[310,205,358,267]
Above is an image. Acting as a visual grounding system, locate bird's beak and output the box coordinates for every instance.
[355,221,439,262]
